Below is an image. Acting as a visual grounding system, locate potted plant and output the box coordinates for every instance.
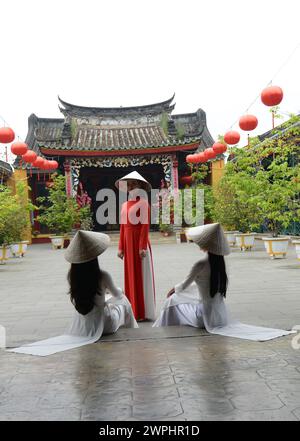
[159,223,172,237]
[292,240,300,261]
[9,183,34,258]
[0,183,33,262]
[212,178,260,251]
[38,175,92,249]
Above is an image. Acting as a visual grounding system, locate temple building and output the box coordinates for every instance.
[0,159,13,184]
[15,95,224,237]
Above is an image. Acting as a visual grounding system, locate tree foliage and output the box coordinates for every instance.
[213,115,300,235]
[37,174,92,234]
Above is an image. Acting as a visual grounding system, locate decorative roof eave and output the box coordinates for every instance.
[58,94,175,117]
[40,142,200,157]
[0,160,13,179]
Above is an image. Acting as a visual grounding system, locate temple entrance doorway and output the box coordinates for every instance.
[78,163,165,231]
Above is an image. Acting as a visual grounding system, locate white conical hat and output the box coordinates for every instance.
[187,223,230,256]
[64,231,110,264]
[115,171,152,192]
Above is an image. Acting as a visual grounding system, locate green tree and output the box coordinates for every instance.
[37,175,91,234]
[0,182,34,244]
[213,115,300,235]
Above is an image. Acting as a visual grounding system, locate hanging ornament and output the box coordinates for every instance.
[32,156,45,168]
[33,156,45,181]
[212,142,227,154]
[22,150,37,177]
[204,148,217,160]
[22,150,37,163]
[48,160,58,170]
[261,86,283,106]
[186,154,194,163]
[224,131,240,145]
[239,115,258,131]
[195,152,207,163]
[0,127,15,144]
[11,142,28,156]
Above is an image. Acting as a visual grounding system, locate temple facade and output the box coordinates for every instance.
[16,95,223,237]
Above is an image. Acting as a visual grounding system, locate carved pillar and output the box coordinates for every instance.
[171,155,179,192]
[64,161,72,198]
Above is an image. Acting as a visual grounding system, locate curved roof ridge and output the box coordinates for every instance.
[58,94,175,113]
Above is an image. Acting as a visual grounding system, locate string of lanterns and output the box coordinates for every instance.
[185,84,284,166]
[0,119,58,180]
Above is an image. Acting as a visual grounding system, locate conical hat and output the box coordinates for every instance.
[64,231,110,264]
[115,171,152,192]
[187,223,230,256]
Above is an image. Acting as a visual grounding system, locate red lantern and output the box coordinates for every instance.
[11,142,28,156]
[180,176,193,186]
[48,160,58,170]
[186,154,193,163]
[195,152,207,163]
[212,142,227,154]
[22,150,37,163]
[239,115,258,131]
[224,131,240,145]
[0,127,15,144]
[33,156,45,168]
[41,160,51,170]
[205,148,217,160]
[261,86,283,107]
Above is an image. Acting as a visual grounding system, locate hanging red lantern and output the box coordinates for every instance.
[11,142,28,156]
[195,152,207,163]
[261,86,283,107]
[33,156,45,168]
[22,150,37,163]
[180,175,193,186]
[0,127,15,144]
[239,115,258,131]
[41,160,52,171]
[205,148,217,160]
[224,131,240,145]
[212,142,227,154]
[48,160,58,170]
[186,154,193,163]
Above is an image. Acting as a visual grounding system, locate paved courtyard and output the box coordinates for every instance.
[0,239,300,421]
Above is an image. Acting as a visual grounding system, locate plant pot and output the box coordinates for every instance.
[10,241,29,258]
[50,236,64,250]
[224,231,240,246]
[235,233,256,251]
[0,245,9,265]
[292,240,300,261]
[263,237,290,259]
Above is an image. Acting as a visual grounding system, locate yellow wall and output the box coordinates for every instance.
[211,159,225,190]
[7,170,32,243]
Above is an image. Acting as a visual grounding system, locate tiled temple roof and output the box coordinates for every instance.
[19,96,215,162]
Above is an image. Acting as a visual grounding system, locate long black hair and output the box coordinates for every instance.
[67,258,102,315]
[208,252,228,298]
